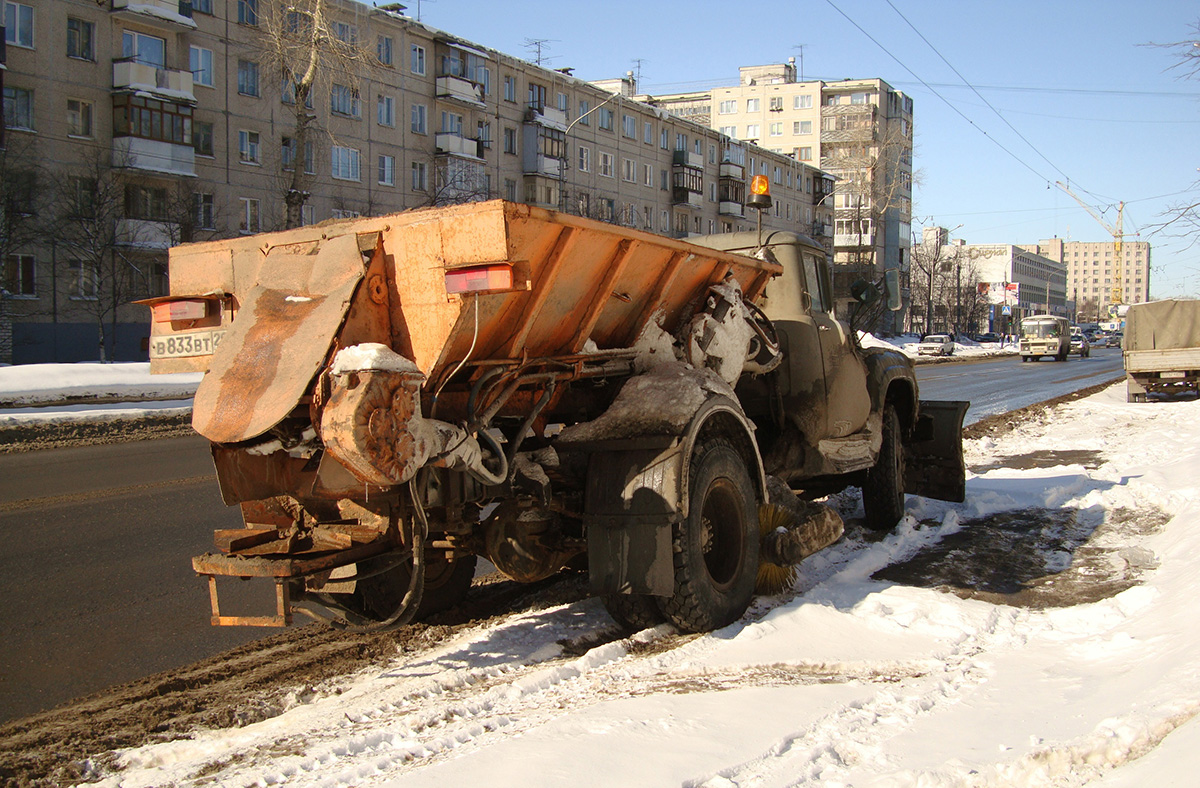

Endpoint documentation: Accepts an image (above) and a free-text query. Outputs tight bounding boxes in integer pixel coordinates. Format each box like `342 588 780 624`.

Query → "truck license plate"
150 329 227 359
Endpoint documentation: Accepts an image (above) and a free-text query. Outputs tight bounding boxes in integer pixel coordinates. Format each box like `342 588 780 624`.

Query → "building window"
69 260 98 299
503 127 517 154
123 30 165 68
3 2 33 48
622 158 636 182
331 145 360 180
194 192 215 229
440 110 463 135
411 161 428 191
237 60 260 97
718 125 736 138
622 114 636 138
598 107 614 131
112 95 193 145
769 96 783 111
746 98 760 112
578 99 589 125
477 120 491 148
281 135 296 170
660 129 669 149
193 120 213 156
411 103 427 134
378 154 395 185
330 83 360 117
504 75 516 102
192 0 212 12
332 21 356 44
376 35 393 65
644 121 653 145
577 146 590 172
237 0 258 25
238 130 260 164
67 17 95 60
675 133 686 151
599 151 613 177
643 163 653 186
191 46 214 87
504 179 517 201
718 100 737 114
769 123 782 136
377 95 395 126
2 254 35 297
793 120 812 135
239 198 260 233
745 124 760 139
411 44 425 74
66 99 93 137
794 94 812 109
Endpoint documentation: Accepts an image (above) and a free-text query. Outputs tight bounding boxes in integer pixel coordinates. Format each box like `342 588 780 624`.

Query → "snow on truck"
1124 299 1200 402
143 198 967 634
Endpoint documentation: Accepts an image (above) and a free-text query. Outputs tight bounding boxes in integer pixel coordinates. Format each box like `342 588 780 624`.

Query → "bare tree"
0 135 49 292
1147 21 1200 248
252 0 380 228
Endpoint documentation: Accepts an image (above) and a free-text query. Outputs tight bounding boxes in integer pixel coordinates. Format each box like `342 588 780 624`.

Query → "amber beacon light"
747 174 773 211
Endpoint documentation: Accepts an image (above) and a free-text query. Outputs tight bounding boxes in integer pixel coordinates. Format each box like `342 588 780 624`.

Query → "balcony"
719 162 743 180
672 149 703 168
718 201 744 218
113 60 195 104
117 218 180 249
110 0 197 31
434 133 482 159
113 136 195 177
522 151 561 178
524 104 567 130
834 232 876 248
435 74 485 108
672 188 703 209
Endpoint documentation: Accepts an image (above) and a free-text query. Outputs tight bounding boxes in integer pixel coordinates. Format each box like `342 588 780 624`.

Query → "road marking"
0 475 216 513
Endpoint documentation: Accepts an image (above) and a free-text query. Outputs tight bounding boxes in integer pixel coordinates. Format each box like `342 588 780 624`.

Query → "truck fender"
902 400 969 503
562 364 766 596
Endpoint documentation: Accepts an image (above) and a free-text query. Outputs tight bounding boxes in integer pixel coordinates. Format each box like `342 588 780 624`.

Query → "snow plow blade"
903 400 969 503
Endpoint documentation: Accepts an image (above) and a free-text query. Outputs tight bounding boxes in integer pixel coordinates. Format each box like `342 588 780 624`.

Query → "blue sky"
413 0 1200 298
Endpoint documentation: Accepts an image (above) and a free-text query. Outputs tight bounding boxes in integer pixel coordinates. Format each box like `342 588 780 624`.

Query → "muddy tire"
660 439 759 633
863 404 905 532
603 593 667 633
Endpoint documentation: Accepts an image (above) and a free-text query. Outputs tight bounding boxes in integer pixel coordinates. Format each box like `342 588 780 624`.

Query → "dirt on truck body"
144 199 967 635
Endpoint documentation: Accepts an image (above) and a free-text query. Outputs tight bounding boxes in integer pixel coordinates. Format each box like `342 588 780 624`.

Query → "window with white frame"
793 120 811 135
66 98 93 137
769 123 782 136
644 121 653 144
123 30 165 67
377 35 393 65
440 111 463 135
237 0 257 25
4 2 34 48
718 99 737 114
411 103 427 133
190 46 214 87
577 99 589 125
577 146 590 172
599 151 613 177
411 161 428 191
332 21 356 44
745 98 760 112
239 198 260 233
331 145 360 180
69 260 97 299
237 59 260 97
194 192 215 229
330 83 360 117
794 94 812 109
411 44 425 74
377 95 394 126
643 163 653 186
622 158 636 182
504 75 516 102
745 124 760 139
718 125 736 138
2 254 35 297
622 114 636 138
238 130 260 163
301 204 315 226
769 96 783 111
67 17 95 60
503 127 517 154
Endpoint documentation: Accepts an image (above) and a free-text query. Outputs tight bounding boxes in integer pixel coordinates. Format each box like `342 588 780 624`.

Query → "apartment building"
961 243 1068 334
644 60 914 323
1021 238 1151 323
0 0 834 364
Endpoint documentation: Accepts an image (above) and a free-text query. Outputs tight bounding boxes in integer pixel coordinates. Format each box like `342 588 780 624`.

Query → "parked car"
918 334 955 356
974 332 1000 343
1106 332 1124 348
1070 330 1091 357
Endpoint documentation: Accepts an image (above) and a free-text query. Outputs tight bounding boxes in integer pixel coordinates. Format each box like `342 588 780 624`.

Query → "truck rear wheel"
660 439 759 633
603 593 667 633
863 404 905 531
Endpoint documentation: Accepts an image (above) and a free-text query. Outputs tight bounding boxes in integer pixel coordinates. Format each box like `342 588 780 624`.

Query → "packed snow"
55 381 1197 788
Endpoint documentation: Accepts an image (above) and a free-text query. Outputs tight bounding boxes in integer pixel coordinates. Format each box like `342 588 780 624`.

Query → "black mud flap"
903 400 969 503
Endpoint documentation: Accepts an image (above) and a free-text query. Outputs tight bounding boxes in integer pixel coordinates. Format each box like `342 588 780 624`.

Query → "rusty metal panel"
192 233 366 443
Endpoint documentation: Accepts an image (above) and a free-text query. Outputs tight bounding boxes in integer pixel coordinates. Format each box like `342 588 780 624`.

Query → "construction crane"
1055 181 1125 313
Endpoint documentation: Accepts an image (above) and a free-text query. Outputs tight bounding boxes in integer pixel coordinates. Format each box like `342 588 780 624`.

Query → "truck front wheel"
863 404 905 531
603 593 667 633
660 439 759 633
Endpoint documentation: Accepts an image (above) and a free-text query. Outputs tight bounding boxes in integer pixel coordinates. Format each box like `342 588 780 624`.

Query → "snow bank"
0 362 200 407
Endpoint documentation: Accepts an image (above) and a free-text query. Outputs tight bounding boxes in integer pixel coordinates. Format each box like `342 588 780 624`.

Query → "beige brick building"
0 0 833 363
642 60 914 323
1021 239 1151 323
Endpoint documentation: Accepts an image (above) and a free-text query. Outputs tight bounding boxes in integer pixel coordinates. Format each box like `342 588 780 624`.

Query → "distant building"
963 244 1068 334
642 60 914 324
0 1 833 364
1021 239 1151 322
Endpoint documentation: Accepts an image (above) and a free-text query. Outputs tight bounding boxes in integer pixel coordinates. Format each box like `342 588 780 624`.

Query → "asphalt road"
914 346 1125 424
0 350 1127 723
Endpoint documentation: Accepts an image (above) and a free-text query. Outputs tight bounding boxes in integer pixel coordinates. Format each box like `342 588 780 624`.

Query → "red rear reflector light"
444 264 513 294
152 299 208 323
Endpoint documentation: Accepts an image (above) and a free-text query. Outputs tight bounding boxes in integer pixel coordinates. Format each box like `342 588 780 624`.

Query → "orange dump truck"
146 200 966 633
